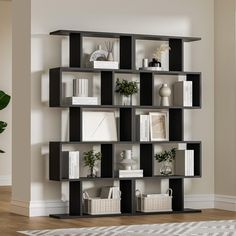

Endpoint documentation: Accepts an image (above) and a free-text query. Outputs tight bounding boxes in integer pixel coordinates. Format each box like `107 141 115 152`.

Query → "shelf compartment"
69 181 82 216
119 108 133 141
140 144 153 177
187 142 202 177
140 72 153 106
187 73 202 107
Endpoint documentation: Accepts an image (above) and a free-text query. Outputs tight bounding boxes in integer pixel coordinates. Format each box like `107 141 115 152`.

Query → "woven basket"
136 188 173 213
83 191 121 215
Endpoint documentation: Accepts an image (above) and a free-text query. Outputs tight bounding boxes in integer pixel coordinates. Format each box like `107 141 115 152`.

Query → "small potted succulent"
83 150 102 178
0 90 11 153
155 148 176 175
115 78 138 105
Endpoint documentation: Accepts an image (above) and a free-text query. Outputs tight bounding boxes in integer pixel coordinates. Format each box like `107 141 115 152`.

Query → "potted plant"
154 148 176 175
115 78 138 105
0 90 11 153
83 150 102 178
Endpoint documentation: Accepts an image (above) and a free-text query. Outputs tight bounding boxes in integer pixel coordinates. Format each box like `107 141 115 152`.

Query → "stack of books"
100 186 120 199
62 151 80 179
136 115 150 141
119 169 143 178
91 61 119 69
64 96 98 105
175 150 194 176
173 81 192 106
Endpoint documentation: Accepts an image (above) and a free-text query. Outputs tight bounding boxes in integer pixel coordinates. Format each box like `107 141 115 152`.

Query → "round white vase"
159 83 171 106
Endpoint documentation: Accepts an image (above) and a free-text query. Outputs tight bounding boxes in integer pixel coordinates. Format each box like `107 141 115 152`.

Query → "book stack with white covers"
173 81 192 106
91 61 119 69
62 151 80 179
119 169 143 178
175 150 194 176
64 78 98 105
136 115 150 141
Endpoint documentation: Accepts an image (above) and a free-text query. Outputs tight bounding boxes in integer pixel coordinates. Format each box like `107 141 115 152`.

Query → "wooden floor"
0 187 235 236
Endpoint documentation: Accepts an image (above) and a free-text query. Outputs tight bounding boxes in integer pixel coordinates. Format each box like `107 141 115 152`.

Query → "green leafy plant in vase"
115 78 138 105
0 91 11 153
155 148 176 176
83 150 102 178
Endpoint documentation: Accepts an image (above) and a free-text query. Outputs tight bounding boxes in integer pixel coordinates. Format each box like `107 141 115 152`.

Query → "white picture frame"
149 112 169 141
82 111 118 141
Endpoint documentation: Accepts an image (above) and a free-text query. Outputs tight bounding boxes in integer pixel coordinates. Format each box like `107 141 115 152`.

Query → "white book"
111 187 120 199
175 150 194 176
64 97 98 105
136 115 150 141
73 79 88 97
119 170 143 174
143 193 169 198
92 61 119 69
173 81 192 106
69 151 80 179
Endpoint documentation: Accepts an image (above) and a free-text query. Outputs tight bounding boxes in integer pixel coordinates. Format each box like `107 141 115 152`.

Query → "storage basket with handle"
83 190 121 215
136 188 173 212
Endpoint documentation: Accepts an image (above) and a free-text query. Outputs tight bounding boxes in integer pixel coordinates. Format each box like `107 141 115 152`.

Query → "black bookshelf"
49 29 202 219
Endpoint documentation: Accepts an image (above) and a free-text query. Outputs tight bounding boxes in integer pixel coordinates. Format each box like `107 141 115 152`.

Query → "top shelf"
50 30 201 42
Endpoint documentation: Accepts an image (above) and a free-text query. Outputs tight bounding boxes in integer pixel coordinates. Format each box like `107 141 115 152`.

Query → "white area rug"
19 220 236 236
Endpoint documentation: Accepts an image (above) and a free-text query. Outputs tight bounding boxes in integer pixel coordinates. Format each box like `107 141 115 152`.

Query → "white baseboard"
10 194 236 217
0 175 11 186
214 195 236 211
11 199 69 217
184 194 215 209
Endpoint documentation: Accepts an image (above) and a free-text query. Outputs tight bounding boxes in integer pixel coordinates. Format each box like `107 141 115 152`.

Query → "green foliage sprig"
115 79 138 97
83 150 102 169
155 148 176 163
0 91 11 153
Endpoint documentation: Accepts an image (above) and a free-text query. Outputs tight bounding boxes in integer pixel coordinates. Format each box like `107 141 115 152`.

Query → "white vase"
120 95 132 106
159 83 171 106
120 150 135 170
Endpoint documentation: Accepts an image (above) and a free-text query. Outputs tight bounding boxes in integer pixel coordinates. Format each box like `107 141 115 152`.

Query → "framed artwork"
149 112 168 141
82 111 118 141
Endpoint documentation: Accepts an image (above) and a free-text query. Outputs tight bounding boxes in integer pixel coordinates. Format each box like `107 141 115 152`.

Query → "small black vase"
148 58 162 68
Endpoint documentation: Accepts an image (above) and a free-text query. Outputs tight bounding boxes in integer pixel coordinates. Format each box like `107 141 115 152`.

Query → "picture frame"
82 111 118 141
149 112 169 141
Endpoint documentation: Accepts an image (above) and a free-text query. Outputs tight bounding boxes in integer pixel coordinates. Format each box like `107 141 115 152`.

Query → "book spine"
140 115 149 141
69 151 80 179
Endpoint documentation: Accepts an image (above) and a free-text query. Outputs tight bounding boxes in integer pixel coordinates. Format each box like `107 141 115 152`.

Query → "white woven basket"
136 188 173 213
83 192 121 215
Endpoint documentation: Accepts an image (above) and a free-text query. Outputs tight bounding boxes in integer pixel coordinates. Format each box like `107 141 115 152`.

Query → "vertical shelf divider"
140 144 153 177
101 144 114 178
69 33 82 67
169 108 183 141
169 39 183 71
101 71 114 105
120 36 133 69
140 72 153 106
119 107 133 141
169 178 184 211
69 181 82 216
187 73 202 107
49 68 62 107
69 107 82 141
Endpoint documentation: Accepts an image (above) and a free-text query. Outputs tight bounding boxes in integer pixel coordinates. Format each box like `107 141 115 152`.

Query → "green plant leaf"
0 121 7 133
0 90 11 110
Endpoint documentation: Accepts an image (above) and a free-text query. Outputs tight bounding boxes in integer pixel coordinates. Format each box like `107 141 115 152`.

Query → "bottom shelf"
50 208 201 219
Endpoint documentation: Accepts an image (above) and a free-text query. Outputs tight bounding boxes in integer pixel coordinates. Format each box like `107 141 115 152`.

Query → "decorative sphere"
159 84 171 97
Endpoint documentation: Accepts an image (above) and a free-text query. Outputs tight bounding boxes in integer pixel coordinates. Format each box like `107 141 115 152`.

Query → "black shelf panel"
50 209 201 219
53 66 201 76
50 30 201 42
51 140 201 145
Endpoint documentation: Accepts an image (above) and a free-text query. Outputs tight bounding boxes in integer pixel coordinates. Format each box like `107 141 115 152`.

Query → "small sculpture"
159 83 171 106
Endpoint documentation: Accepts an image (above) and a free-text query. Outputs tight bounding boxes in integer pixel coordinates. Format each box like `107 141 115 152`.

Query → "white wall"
12 0 215 216
214 0 236 199
0 0 12 186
